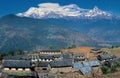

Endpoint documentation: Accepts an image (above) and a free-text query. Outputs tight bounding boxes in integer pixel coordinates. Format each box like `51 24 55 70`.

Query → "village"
0 47 120 78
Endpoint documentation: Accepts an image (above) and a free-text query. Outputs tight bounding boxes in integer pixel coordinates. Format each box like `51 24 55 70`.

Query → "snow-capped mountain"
17 3 113 19
83 6 113 18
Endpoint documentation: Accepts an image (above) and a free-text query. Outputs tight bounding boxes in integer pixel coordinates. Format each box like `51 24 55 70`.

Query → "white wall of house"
11 68 16 70
18 68 23 71
25 68 30 71
4 68 9 70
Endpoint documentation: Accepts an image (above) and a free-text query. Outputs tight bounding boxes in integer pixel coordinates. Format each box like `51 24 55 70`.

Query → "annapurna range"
0 3 120 52
17 3 114 19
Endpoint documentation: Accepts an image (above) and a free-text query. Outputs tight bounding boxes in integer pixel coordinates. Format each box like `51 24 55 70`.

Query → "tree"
48 45 55 50
67 45 76 49
112 62 120 72
15 49 24 55
111 45 114 49
101 66 111 74
0 55 3 60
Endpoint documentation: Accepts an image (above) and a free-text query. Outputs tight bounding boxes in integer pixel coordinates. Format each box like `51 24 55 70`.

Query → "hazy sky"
0 0 120 17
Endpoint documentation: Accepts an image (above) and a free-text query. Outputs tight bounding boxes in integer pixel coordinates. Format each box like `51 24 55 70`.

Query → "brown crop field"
62 47 94 58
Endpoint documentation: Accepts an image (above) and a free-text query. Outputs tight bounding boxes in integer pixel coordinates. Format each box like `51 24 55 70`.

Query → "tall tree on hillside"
48 45 55 50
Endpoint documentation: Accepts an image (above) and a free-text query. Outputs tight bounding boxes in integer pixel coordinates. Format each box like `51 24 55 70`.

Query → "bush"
101 66 111 74
112 62 120 71
67 45 76 49
48 45 55 50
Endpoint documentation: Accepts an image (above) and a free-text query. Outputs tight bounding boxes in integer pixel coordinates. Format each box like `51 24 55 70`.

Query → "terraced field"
110 47 120 57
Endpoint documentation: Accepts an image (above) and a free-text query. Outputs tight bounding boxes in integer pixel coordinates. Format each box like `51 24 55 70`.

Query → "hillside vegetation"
0 15 98 52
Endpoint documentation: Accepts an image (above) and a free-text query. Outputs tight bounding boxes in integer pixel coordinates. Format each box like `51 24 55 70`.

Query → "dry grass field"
62 47 94 58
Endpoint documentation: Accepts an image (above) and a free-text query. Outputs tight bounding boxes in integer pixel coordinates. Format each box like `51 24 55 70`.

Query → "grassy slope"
110 47 120 52
110 47 120 57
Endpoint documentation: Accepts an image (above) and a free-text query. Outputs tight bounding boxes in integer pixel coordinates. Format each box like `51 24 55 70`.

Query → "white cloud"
38 3 60 8
17 3 87 18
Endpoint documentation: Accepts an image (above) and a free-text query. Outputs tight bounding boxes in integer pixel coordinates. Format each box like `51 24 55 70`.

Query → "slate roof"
80 66 92 75
73 62 92 75
3 60 32 68
37 59 72 67
37 62 50 67
73 53 85 61
73 62 83 69
50 59 72 68
89 61 101 67
73 53 85 57
91 48 101 51
73 61 100 75
4 55 31 60
62 53 71 59
53 54 63 58
82 61 100 67
40 50 61 52
74 58 85 62
90 51 102 54
39 55 53 60
97 54 116 61
31 55 38 60
38 54 63 60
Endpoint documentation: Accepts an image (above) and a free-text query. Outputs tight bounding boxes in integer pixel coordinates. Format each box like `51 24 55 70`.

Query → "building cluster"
1 49 118 78
91 48 119 69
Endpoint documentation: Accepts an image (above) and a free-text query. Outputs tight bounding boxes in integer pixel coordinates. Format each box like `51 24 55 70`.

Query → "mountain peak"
83 6 112 18
93 6 99 11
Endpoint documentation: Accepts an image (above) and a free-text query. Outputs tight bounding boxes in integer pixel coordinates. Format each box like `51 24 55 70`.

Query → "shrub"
112 62 120 71
67 45 76 49
101 66 111 74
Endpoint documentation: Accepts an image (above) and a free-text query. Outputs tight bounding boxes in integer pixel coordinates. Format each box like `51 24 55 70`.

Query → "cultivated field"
109 47 120 57
62 47 94 58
